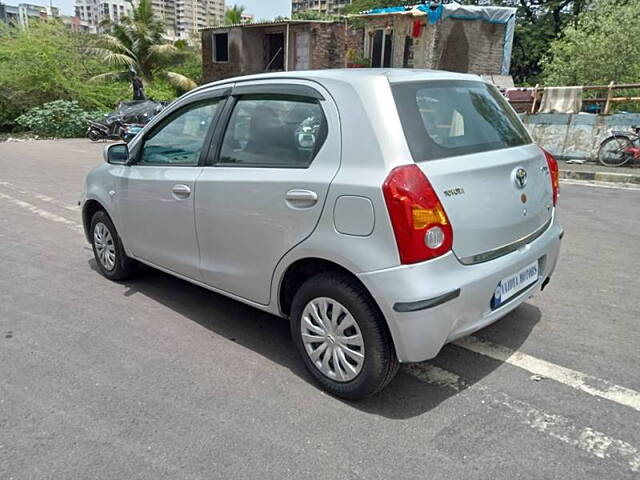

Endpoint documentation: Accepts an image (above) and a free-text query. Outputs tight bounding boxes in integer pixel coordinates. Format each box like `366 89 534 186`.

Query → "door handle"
172 184 191 199
285 189 318 208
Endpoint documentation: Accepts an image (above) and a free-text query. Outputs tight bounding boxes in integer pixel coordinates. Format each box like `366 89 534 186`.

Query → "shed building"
200 2 517 83
201 20 363 83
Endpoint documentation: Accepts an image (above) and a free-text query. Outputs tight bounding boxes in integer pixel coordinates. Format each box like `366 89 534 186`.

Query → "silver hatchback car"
82 69 562 399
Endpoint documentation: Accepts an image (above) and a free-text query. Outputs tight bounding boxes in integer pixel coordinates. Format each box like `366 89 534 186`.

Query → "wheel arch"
82 199 107 243
82 197 121 245
276 257 395 344
277 256 401 371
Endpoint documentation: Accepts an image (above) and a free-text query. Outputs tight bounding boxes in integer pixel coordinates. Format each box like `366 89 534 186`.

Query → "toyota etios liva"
82 70 562 399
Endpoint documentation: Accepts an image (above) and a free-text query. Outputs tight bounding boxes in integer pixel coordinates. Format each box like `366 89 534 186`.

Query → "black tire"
290 272 399 400
88 129 102 142
598 135 633 167
90 210 137 281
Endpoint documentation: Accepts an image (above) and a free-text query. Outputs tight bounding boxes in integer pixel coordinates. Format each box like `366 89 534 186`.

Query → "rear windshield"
392 80 531 162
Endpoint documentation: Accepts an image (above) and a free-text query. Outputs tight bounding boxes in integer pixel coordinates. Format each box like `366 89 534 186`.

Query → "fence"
508 82 640 115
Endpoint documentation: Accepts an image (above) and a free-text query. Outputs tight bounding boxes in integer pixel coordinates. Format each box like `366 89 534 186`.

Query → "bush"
145 79 181 102
15 100 100 138
0 22 128 131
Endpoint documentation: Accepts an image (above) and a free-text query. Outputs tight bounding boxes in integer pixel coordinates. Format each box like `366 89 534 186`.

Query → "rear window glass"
392 80 531 161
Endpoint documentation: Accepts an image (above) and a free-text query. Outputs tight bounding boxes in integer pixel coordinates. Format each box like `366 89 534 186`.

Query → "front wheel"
598 135 633 167
290 273 399 400
90 210 137 281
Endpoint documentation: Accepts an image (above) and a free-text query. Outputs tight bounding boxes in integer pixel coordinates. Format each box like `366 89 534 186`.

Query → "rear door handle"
172 184 191 199
285 189 318 208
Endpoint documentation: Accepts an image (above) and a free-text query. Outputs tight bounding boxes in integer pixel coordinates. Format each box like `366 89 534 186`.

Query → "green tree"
0 21 127 130
93 0 197 90
543 0 640 85
495 0 593 85
345 0 402 14
224 4 246 25
292 10 338 20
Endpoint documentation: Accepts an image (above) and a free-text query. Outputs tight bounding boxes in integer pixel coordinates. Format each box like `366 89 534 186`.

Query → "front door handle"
172 184 191 199
285 189 318 208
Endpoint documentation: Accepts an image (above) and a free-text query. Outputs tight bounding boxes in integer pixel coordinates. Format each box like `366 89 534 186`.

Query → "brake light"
383 165 453 264
541 147 559 206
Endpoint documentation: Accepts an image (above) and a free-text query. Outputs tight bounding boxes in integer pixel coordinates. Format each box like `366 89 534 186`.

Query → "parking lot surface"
1 139 639 479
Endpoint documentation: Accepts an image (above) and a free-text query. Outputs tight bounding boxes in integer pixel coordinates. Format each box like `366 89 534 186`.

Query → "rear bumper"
357 215 563 363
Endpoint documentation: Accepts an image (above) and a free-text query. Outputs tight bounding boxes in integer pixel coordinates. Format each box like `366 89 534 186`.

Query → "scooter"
87 115 127 142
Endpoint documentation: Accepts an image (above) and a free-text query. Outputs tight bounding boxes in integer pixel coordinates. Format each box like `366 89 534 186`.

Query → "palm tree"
224 5 246 25
91 0 197 91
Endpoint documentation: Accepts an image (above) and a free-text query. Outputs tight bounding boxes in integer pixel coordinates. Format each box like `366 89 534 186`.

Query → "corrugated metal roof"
200 19 342 32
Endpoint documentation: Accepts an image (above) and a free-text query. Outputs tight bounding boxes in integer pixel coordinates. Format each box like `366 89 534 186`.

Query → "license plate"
491 261 539 309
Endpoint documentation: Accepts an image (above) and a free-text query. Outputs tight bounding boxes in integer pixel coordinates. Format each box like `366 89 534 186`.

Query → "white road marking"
0 181 80 211
455 336 640 413
406 363 640 473
561 179 640 191
0 191 83 232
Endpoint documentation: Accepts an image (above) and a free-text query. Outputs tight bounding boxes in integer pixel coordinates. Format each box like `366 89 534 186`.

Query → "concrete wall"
202 28 244 82
434 18 505 75
521 113 640 161
309 22 363 70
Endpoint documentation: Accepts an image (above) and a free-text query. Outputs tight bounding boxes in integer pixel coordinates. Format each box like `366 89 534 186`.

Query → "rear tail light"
383 164 453 264
541 147 559 206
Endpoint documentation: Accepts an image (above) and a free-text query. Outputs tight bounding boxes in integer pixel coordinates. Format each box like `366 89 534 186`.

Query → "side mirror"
103 143 129 165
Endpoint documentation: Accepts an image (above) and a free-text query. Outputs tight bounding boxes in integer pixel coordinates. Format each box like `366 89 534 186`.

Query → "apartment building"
156 0 224 39
174 0 224 39
151 0 176 34
73 0 223 38
74 0 133 33
0 2 56 27
291 0 352 15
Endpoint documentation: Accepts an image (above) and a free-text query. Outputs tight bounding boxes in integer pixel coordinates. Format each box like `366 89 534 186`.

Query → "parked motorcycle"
87 100 165 142
87 115 127 142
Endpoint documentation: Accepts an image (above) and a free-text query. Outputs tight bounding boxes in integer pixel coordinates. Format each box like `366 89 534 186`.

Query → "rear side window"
218 94 327 168
392 80 531 162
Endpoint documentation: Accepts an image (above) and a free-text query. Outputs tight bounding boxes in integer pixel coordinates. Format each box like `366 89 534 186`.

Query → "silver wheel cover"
300 297 365 382
93 222 116 271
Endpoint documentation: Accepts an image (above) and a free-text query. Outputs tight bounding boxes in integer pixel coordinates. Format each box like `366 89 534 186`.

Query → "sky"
30 0 292 18
240 0 291 20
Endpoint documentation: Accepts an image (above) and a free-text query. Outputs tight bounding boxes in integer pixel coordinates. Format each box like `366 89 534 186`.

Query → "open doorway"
265 33 285 71
371 29 393 68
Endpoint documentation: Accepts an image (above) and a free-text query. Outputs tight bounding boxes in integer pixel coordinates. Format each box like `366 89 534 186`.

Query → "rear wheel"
290 272 399 400
90 210 137 281
598 135 633 167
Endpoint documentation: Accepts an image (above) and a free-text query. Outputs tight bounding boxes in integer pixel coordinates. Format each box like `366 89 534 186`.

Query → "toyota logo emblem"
514 168 527 189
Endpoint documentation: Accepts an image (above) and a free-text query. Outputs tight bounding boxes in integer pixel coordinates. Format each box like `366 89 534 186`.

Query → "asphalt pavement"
1 139 639 479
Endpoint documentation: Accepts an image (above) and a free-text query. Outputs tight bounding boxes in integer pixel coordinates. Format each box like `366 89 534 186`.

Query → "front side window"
218 94 327 168
140 100 220 166
392 80 531 161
